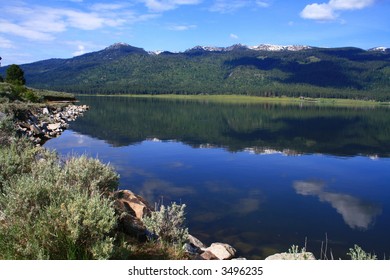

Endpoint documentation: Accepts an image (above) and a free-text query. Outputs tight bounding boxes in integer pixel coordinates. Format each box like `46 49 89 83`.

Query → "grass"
94 93 386 108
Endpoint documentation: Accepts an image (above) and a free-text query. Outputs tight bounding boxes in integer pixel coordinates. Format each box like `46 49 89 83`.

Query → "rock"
200 250 219 260
188 234 206 249
119 212 147 241
113 199 137 217
30 124 42 135
29 114 38 124
42 107 50 115
48 123 62 131
265 252 316 260
113 190 152 220
19 122 31 129
204 243 236 260
183 243 201 255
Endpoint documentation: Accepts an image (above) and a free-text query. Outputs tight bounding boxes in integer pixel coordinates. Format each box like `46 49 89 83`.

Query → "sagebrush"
143 202 189 245
0 139 118 259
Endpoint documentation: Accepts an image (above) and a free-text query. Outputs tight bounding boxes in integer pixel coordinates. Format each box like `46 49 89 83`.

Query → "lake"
44 95 390 259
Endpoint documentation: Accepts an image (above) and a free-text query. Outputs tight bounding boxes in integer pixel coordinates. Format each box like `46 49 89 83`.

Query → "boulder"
199 250 219 260
29 114 38 124
30 124 42 135
42 107 50 115
265 252 316 260
48 123 62 131
119 212 147 241
204 243 236 260
183 243 201 255
113 190 152 220
188 234 206 249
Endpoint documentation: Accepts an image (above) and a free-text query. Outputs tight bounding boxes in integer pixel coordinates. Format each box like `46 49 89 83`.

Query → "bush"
143 202 189 245
0 146 119 259
22 89 41 103
0 138 40 192
347 245 377 260
0 115 15 146
60 155 119 195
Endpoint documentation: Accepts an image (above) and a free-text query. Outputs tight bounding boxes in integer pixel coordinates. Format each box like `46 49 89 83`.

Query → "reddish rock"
204 243 236 260
114 190 152 220
200 250 219 260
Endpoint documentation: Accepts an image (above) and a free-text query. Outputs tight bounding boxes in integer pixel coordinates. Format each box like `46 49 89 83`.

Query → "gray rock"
188 234 206 249
30 124 42 135
48 123 61 131
41 122 48 129
42 107 50 115
183 243 200 255
204 243 236 260
119 212 147 241
265 252 316 260
29 115 38 124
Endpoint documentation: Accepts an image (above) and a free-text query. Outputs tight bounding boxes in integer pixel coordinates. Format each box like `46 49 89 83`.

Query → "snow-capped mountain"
249 44 312 51
368 47 389 52
184 43 312 53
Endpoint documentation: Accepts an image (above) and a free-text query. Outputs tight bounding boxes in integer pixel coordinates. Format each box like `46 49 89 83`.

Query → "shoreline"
87 93 390 108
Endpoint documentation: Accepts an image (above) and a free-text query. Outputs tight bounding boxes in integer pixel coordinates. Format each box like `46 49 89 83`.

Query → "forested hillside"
1 43 390 100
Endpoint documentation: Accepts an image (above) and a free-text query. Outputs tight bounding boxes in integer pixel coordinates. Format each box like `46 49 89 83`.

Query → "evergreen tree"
5 64 26 85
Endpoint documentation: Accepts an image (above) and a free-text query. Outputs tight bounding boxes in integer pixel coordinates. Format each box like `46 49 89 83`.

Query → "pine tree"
5 64 26 85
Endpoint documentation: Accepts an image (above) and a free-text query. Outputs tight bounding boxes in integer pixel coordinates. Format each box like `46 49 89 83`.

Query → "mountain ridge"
1 43 390 100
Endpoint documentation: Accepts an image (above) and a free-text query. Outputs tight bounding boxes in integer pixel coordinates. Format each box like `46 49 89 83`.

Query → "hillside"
1 43 390 100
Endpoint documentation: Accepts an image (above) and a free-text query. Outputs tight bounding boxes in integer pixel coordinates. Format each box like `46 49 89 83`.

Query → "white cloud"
329 0 375 10
256 0 271 8
141 0 202 12
294 180 381 230
210 0 250 13
0 3 153 42
90 3 126 11
300 3 336 21
168 24 197 31
230 33 239 39
0 20 55 41
0 36 14 49
72 45 86 56
301 0 376 21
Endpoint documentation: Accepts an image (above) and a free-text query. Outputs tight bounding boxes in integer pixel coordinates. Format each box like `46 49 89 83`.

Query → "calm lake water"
44 96 390 259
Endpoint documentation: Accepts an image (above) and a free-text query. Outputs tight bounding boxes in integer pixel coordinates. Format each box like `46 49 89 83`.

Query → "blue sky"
0 0 389 65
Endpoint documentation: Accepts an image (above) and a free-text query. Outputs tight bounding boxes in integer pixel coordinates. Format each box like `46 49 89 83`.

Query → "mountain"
1 43 390 100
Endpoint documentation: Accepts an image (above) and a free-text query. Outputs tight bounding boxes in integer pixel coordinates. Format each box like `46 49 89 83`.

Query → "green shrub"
60 155 119 195
347 245 377 260
22 89 41 103
0 115 15 146
143 202 189 245
0 148 118 259
0 138 40 192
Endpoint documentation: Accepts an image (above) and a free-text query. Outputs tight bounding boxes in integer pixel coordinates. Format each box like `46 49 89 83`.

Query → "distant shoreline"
85 94 390 108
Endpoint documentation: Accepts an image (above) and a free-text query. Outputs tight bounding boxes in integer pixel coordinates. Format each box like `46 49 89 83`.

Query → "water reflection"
293 180 382 230
73 96 390 157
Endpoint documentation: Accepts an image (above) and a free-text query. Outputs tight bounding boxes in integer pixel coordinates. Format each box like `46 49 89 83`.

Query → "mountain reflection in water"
44 96 390 259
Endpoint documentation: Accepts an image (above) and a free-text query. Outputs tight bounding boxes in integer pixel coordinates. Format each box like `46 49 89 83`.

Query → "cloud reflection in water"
293 180 382 230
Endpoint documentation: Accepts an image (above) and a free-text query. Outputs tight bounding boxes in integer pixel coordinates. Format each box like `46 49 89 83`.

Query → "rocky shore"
113 189 317 260
113 189 241 260
15 104 89 145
